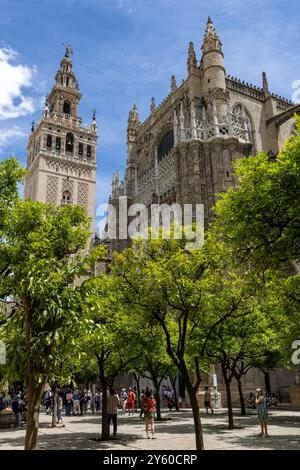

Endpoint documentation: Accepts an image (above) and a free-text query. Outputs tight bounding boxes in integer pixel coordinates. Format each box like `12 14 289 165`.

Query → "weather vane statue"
62 43 73 59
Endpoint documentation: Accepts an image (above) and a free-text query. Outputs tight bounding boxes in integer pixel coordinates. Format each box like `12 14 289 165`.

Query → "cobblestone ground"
0 408 299 450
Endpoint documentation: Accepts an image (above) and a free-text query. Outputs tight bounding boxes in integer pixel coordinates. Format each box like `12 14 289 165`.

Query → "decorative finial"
187 41 197 74
62 43 73 59
31 120 35 133
151 97 156 114
262 71 269 95
171 75 177 93
202 16 222 52
92 107 96 121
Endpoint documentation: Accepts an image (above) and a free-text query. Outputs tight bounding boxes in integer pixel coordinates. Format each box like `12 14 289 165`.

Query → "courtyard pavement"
0 408 299 450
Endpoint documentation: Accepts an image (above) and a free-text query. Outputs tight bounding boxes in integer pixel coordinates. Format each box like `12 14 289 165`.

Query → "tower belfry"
24 47 97 223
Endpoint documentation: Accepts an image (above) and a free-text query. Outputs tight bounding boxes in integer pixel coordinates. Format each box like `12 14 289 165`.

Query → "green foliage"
0 157 26 233
214 116 300 267
0 199 103 386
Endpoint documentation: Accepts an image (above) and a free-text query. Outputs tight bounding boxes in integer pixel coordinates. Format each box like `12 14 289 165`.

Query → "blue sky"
0 0 299 214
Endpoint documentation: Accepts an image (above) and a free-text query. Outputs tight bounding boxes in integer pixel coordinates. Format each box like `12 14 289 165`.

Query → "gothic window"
66 77 69 86
55 136 61 150
66 132 74 153
78 142 83 155
61 190 72 205
63 100 71 115
157 131 174 163
87 145 92 158
232 104 254 147
47 134 52 148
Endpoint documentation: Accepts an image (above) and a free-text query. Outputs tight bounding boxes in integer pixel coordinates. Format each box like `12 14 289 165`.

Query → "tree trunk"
264 371 271 395
52 389 58 428
237 378 246 416
133 373 141 408
185 381 204 450
101 379 109 440
24 373 46 450
155 388 162 421
222 368 234 429
170 376 179 411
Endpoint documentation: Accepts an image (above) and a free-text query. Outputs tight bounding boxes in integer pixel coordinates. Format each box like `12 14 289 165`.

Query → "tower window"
56 137 61 150
66 132 74 153
78 143 83 155
61 190 72 205
87 145 92 158
63 100 71 115
47 134 52 148
66 77 69 86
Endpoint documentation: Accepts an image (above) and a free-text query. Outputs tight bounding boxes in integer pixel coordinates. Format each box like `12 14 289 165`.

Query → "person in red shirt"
127 387 135 416
145 390 156 439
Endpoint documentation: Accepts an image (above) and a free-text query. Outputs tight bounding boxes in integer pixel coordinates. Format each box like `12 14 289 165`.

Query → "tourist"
12 394 23 427
255 388 269 437
65 388 73 416
204 386 214 414
94 390 101 413
72 389 80 415
56 391 64 425
127 387 135 416
107 389 120 438
145 390 156 439
120 388 127 414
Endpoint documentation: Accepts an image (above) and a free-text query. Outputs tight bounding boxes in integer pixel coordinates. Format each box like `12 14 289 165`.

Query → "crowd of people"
0 391 27 427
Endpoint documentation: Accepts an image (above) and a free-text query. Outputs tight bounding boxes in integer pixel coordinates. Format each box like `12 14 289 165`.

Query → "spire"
262 71 270 96
151 97 156 114
91 107 97 132
202 16 222 54
171 75 177 93
55 45 79 90
127 104 141 144
187 41 197 74
128 104 140 127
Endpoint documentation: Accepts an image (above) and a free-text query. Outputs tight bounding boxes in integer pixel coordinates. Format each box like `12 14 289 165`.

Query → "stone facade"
104 17 300 403
107 17 298 252
24 46 97 224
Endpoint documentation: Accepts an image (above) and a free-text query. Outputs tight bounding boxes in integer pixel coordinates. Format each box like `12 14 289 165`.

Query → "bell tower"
24 45 97 224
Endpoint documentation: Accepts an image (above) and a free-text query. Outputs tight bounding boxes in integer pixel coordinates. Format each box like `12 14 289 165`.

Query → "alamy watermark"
291 340 300 365
96 198 205 250
0 340 6 365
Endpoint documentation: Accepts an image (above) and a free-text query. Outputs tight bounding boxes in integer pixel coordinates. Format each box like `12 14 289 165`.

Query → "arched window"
61 190 72 205
66 132 74 153
232 104 254 147
63 100 71 115
47 134 52 148
157 131 174 163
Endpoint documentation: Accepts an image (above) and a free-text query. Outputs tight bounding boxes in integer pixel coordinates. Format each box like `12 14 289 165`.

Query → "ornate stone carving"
46 175 58 204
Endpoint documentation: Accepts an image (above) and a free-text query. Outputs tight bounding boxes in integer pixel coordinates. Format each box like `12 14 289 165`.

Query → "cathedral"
24 45 97 225
24 19 299 403
107 16 298 251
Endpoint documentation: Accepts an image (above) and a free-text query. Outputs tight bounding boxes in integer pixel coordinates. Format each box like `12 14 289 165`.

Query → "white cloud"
0 47 36 120
0 126 26 150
